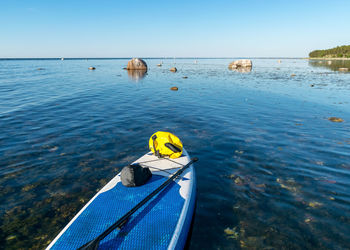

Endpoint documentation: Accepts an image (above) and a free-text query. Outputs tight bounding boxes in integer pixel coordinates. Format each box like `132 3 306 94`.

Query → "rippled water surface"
0 58 350 249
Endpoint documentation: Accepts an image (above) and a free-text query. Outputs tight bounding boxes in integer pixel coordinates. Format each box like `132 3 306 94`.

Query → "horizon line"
0 57 307 60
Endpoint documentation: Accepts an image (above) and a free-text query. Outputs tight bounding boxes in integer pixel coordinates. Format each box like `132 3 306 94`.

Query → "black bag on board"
120 163 152 187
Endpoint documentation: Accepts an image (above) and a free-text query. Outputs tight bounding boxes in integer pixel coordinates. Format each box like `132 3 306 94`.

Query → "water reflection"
230 67 252 73
309 59 350 71
127 69 147 81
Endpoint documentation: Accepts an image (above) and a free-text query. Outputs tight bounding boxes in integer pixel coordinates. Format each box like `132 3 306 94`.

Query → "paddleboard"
47 148 196 249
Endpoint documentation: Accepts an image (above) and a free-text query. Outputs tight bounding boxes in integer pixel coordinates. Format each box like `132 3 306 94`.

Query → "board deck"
47 149 196 250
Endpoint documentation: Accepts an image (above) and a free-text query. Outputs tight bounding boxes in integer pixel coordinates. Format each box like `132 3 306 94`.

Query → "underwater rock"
37 68 44 70
170 87 178 91
249 183 266 193
6 235 17 241
127 58 147 70
49 146 58 152
240 236 265 248
170 67 177 72
22 184 36 192
308 201 323 208
328 117 343 122
88 67 96 70
291 74 296 77
224 227 239 239
304 218 312 223
276 178 300 193
234 176 244 185
228 59 252 69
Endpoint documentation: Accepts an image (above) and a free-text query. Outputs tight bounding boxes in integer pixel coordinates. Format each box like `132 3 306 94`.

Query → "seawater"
0 58 349 249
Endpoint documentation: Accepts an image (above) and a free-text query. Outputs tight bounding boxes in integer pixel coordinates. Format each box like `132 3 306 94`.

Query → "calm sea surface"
0 58 349 249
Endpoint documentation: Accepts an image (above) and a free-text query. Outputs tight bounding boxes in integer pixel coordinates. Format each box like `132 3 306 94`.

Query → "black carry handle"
152 135 161 158
78 157 198 250
164 142 182 153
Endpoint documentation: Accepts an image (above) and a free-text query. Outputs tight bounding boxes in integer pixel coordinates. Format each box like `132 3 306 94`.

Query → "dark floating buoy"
88 67 96 70
328 117 344 122
170 87 178 91
170 67 177 72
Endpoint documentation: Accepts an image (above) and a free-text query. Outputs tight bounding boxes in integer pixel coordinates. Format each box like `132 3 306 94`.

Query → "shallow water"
0 58 349 249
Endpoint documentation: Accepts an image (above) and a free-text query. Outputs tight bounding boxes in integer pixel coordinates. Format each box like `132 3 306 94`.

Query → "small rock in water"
182 76 188 79
88 67 96 70
328 117 344 122
170 67 177 72
310 84 315 87
291 74 296 77
122 67 127 70
37 68 44 70
170 87 178 91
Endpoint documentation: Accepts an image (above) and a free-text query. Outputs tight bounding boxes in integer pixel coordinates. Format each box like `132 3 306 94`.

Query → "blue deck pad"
52 175 185 249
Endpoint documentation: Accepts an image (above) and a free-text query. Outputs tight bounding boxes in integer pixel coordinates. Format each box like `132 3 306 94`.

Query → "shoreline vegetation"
307 57 350 60
308 45 350 58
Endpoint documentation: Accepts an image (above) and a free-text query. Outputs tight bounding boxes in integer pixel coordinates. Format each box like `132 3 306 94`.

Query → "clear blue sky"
1 0 349 58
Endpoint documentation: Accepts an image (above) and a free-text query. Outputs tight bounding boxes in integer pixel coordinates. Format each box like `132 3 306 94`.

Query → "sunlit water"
0 58 349 249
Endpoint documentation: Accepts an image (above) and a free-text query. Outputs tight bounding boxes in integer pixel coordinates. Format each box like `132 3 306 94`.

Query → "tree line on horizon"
309 45 350 58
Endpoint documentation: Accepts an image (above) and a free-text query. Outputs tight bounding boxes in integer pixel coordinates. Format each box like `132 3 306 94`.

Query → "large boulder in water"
127 58 147 70
228 59 252 69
